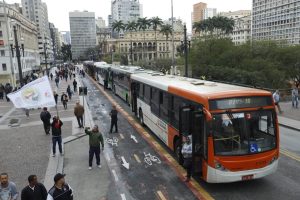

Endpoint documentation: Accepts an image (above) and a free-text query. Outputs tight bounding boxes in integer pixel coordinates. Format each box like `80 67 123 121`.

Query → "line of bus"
91 63 279 183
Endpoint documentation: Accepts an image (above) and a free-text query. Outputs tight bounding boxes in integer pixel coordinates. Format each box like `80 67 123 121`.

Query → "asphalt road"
83 76 300 200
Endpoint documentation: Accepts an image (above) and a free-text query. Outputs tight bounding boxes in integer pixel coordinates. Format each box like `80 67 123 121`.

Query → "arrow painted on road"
130 135 138 143
121 156 130 170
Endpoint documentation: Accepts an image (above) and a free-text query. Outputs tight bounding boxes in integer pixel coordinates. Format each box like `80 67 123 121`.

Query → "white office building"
203 8 217 19
69 11 96 60
60 31 71 45
111 0 142 23
231 15 252 45
252 0 300 45
0 2 40 86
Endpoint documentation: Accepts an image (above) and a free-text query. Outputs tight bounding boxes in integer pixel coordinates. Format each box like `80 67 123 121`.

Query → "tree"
112 20 125 54
160 24 173 57
126 21 137 65
150 17 163 60
61 44 72 62
137 17 151 60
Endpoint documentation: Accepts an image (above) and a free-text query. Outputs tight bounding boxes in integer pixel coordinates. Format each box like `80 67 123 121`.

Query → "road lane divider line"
280 149 300 162
120 194 126 200
112 169 119 182
88 75 214 200
120 133 125 139
105 153 111 162
157 191 167 200
134 154 141 163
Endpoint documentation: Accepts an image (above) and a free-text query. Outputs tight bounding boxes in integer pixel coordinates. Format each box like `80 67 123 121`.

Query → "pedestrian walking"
0 84 4 100
4 83 12 102
66 85 72 100
85 125 104 170
50 73 53 81
292 87 299 108
110 105 118 133
21 175 47 200
0 173 18 200
72 79 77 92
64 73 68 82
51 116 63 157
55 76 59 88
24 108 30 119
40 107 51 135
61 93 68 110
273 90 282 113
181 135 193 182
74 101 84 128
53 91 58 105
47 173 73 200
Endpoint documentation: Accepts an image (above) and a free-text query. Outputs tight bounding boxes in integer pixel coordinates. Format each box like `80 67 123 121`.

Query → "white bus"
94 62 112 89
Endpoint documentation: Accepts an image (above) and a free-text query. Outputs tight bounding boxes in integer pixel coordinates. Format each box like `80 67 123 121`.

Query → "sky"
6 0 251 32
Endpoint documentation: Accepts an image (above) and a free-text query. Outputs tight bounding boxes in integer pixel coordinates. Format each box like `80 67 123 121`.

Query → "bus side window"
160 92 170 123
139 83 144 100
144 85 151 104
170 96 181 130
150 87 160 116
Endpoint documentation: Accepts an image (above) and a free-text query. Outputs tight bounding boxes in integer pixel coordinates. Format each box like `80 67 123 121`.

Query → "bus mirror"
203 107 213 121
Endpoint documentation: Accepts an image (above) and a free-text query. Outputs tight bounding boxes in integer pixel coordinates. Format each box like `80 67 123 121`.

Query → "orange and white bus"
130 72 279 183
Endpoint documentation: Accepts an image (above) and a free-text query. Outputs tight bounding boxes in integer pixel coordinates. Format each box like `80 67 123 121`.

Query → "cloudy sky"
6 0 251 32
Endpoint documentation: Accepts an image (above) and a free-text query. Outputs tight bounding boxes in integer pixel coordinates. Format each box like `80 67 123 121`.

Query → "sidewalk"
277 101 300 131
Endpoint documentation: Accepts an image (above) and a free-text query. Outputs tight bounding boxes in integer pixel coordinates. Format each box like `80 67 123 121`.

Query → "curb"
278 122 300 132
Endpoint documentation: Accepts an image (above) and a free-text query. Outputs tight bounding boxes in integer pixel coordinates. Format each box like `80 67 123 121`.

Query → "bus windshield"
212 110 276 156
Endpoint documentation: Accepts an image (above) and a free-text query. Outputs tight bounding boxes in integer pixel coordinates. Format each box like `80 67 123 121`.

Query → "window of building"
0 50 5 56
2 63 7 71
0 31 2 37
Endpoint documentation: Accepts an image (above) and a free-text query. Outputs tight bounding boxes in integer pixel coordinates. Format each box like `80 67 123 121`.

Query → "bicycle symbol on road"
105 137 118 146
143 152 161 166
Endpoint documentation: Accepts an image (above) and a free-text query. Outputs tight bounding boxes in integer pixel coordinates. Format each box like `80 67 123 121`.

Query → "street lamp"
9 20 25 86
43 36 49 76
181 24 191 77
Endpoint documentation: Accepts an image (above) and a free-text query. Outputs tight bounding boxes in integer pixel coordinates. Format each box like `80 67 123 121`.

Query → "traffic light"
79 87 87 96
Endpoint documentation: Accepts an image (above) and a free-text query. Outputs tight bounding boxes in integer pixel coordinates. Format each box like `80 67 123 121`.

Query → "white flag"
8 76 56 109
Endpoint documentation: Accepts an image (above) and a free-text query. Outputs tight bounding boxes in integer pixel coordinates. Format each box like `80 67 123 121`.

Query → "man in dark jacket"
47 173 73 200
61 92 68 110
51 116 63 157
72 79 77 92
109 105 118 133
40 107 51 135
74 102 84 128
85 125 104 170
21 175 47 200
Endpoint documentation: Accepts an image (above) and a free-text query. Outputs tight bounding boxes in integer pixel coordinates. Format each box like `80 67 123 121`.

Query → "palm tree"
150 17 163 60
126 21 137 65
160 24 173 58
137 17 151 60
112 20 125 53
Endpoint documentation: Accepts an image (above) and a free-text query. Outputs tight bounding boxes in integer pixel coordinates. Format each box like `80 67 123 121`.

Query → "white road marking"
105 153 111 162
121 194 126 200
121 156 130 169
112 169 119 182
130 135 138 143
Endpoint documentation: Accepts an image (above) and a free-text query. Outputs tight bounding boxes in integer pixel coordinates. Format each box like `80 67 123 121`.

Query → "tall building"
203 8 217 19
108 15 113 28
219 10 251 19
69 11 96 60
0 2 40 86
192 2 207 23
231 15 252 45
111 0 142 23
96 17 106 30
49 23 62 62
21 0 53 63
60 31 71 45
252 0 300 45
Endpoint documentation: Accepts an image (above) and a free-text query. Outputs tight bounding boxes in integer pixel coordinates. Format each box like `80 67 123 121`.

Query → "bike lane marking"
134 154 141 163
88 75 214 200
157 191 167 200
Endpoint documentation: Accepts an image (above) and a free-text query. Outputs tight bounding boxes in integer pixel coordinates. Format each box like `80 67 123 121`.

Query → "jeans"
110 120 118 133
76 116 83 127
89 146 100 167
63 102 67 109
52 136 62 154
292 96 299 108
183 158 193 178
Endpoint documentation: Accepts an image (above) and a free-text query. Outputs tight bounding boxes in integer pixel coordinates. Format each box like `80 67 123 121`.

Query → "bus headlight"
215 161 228 171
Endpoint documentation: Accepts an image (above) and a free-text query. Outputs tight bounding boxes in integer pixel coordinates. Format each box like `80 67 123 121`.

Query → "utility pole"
171 0 175 75
12 25 23 86
183 25 188 77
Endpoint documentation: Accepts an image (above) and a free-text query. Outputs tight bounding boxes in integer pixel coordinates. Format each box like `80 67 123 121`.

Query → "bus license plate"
242 175 254 181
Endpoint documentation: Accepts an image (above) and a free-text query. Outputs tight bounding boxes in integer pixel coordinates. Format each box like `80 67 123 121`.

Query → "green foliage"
160 24 173 41
61 44 72 62
189 38 300 89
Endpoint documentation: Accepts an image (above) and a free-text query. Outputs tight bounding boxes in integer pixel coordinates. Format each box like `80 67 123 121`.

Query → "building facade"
231 15 252 45
220 10 251 19
192 2 207 23
252 0 300 45
60 31 71 45
111 0 142 23
104 20 184 62
203 8 217 19
96 17 106 30
69 11 96 60
49 22 62 63
21 0 53 64
0 2 40 86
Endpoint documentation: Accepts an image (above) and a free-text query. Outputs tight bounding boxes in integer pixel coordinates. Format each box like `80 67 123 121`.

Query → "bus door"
179 106 204 175
131 82 138 115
